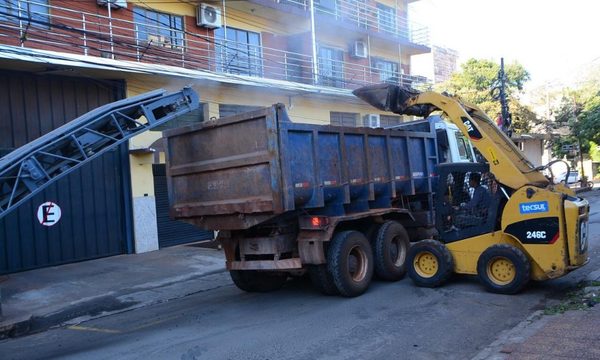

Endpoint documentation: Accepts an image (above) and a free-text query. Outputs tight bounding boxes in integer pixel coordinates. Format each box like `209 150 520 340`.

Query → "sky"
409 0 600 90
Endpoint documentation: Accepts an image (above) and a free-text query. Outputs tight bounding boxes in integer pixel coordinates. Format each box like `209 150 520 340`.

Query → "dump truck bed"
164 104 437 230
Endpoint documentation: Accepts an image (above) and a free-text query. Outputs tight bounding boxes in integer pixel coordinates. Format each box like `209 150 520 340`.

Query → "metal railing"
281 0 430 46
0 0 428 90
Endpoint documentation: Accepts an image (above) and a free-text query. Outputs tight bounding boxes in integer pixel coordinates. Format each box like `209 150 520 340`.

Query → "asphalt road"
1 191 599 360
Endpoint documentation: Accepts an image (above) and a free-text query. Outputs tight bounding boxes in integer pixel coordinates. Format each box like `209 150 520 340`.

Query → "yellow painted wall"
129 1 309 36
129 0 195 16
225 7 310 35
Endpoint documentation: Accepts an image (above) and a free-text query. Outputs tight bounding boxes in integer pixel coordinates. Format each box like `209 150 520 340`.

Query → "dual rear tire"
310 221 410 297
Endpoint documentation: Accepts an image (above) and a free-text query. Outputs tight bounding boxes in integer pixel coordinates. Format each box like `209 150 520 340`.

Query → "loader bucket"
352 84 434 117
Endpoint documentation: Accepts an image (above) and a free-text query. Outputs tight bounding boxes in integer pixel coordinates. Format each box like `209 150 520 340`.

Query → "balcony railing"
281 0 430 47
0 0 428 91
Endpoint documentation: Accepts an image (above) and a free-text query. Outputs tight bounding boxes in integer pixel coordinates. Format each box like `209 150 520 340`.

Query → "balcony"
0 0 428 91
269 0 430 48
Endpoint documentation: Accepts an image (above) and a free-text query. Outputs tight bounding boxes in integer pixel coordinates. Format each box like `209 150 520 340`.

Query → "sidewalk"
0 243 226 338
473 269 600 360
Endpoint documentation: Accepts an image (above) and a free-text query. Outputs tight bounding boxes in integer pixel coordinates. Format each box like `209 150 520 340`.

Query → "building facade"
0 0 431 272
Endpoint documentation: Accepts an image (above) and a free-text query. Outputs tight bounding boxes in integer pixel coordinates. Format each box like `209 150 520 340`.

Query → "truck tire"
407 240 453 288
308 265 339 295
372 221 410 281
229 270 288 293
477 244 530 294
327 231 374 297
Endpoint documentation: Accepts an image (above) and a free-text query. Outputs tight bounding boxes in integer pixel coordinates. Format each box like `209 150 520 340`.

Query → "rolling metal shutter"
153 164 214 248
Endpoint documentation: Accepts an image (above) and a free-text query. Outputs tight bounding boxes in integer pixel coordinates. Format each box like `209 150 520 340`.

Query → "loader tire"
477 244 530 295
407 240 453 288
372 221 410 281
308 265 339 296
229 270 287 293
327 231 374 297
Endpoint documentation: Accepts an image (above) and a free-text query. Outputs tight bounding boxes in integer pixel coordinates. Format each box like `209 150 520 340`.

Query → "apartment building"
0 0 430 272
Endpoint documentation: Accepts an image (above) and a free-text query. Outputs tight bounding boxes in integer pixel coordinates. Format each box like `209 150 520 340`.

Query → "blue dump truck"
164 103 456 297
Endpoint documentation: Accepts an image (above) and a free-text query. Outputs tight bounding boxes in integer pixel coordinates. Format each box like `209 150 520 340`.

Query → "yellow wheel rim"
487 257 516 285
413 251 438 278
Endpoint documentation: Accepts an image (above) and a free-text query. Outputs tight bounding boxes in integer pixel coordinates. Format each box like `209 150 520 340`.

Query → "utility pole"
491 58 512 137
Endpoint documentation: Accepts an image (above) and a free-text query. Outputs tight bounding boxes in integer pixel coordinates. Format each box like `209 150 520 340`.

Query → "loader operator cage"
435 163 505 243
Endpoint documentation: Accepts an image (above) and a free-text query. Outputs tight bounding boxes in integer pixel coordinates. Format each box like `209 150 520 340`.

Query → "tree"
549 89 600 178
436 58 539 134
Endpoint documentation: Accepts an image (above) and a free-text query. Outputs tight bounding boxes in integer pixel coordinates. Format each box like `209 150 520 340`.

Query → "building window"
318 46 344 88
377 3 396 34
133 8 184 49
0 0 49 27
330 112 358 127
214 27 262 77
374 59 399 83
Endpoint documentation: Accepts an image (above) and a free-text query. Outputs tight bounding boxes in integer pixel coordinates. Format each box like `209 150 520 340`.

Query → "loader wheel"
407 240 453 288
327 231 374 297
308 265 339 296
372 221 410 281
229 270 288 293
477 244 530 294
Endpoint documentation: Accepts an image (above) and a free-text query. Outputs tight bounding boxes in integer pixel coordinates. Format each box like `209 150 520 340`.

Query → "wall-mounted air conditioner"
97 0 127 9
364 114 380 128
197 4 222 28
352 40 368 58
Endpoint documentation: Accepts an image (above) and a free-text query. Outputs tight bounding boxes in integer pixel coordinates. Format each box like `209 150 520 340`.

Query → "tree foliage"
550 89 600 162
436 58 538 134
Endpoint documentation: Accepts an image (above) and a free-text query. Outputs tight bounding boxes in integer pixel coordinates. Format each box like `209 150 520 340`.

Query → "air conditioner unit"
197 4 222 28
352 40 368 58
97 0 127 9
364 114 380 128
147 34 171 47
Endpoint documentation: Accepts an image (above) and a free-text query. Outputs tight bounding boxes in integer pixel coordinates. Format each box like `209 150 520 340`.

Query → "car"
555 170 580 184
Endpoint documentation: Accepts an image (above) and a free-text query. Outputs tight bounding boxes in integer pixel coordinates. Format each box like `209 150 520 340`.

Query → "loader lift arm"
0 87 199 220
353 84 549 190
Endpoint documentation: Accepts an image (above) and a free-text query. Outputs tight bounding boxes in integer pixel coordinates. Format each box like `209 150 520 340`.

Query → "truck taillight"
311 216 329 228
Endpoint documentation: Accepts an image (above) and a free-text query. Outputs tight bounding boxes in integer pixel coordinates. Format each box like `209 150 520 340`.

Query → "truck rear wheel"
372 221 409 281
308 265 339 295
327 231 374 297
477 244 530 294
407 240 453 288
229 270 288 293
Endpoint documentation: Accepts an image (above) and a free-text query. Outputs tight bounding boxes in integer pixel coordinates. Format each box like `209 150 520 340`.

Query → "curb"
470 310 548 360
0 268 228 340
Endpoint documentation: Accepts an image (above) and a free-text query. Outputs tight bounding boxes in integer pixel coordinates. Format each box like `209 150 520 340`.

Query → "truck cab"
387 115 476 164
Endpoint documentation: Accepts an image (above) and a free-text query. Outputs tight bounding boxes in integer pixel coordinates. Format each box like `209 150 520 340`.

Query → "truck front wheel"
229 270 288 292
327 231 374 297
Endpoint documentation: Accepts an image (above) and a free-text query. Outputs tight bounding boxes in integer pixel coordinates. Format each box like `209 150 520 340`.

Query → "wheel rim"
486 256 516 285
347 245 368 282
390 235 407 267
413 251 438 278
